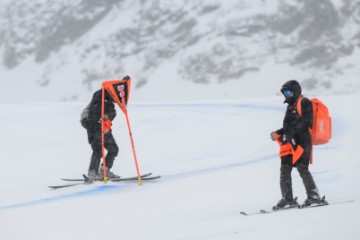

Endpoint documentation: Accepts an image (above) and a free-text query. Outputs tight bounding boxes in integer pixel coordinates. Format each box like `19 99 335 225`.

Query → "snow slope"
0 94 359 240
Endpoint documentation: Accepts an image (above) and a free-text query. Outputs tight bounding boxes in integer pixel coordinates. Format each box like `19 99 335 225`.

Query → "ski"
240 203 299 216
299 196 329 209
48 181 93 190
258 204 299 215
50 173 160 190
240 197 354 216
61 172 152 182
111 175 161 182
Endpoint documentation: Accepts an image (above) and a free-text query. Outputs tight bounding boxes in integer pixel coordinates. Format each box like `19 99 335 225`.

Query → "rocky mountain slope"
1 0 359 101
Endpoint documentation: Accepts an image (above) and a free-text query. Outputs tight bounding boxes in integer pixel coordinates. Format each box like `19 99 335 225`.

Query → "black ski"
257 204 299 215
111 175 161 182
61 173 152 182
50 173 160 190
240 201 299 216
299 196 329 209
240 197 354 216
49 181 93 190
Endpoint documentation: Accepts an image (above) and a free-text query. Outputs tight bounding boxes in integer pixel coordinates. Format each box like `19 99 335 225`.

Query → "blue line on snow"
133 103 284 111
0 185 123 211
165 146 335 180
0 148 334 211
167 154 278 179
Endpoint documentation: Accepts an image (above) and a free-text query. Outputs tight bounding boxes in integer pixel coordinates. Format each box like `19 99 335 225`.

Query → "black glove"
270 131 277 141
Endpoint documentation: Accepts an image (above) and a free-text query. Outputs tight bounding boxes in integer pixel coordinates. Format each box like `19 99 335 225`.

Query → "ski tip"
240 212 248 216
48 184 74 190
144 175 161 180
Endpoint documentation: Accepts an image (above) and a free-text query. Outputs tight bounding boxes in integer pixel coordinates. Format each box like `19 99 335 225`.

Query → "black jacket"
276 80 313 148
87 90 116 137
276 97 313 147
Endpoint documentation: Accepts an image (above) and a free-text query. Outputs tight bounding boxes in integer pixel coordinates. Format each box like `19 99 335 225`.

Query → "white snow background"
0 94 359 239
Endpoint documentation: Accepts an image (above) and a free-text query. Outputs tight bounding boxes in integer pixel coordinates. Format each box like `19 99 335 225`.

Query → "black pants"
280 155 320 201
88 131 119 173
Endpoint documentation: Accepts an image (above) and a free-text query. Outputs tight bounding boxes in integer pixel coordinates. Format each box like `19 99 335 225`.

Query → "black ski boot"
273 197 299 211
86 170 99 183
99 166 120 180
300 196 329 208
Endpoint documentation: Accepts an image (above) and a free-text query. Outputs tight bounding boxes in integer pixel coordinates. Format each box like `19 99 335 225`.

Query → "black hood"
104 90 113 102
93 89 114 104
281 80 302 104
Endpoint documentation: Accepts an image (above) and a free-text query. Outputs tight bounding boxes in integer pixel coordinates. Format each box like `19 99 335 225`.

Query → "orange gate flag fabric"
102 78 131 114
101 77 143 185
274 134 304 165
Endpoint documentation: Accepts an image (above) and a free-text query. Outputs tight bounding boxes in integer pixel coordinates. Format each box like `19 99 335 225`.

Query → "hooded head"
280 80 302 104
104 90 114 103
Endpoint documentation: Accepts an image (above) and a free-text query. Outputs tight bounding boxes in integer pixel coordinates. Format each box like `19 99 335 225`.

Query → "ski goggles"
283 89 293 96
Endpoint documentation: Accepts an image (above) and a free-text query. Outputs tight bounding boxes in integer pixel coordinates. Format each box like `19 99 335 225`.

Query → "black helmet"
281 80 302 104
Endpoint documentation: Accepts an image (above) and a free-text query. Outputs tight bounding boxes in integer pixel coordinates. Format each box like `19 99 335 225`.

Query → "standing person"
86 89 119 180
270 80 326 209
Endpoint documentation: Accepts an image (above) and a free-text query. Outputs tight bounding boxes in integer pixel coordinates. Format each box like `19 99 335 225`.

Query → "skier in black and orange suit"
270 80 324 210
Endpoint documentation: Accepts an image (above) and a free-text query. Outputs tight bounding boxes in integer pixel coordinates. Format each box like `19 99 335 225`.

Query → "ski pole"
123 110 142 186
101 87 108 183
118 86 142 186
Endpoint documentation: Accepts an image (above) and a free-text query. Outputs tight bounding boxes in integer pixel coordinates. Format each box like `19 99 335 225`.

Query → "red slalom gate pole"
124 109 142 186
101 87 107 183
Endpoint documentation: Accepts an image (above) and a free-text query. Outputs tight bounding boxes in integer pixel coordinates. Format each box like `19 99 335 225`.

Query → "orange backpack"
296 97 332 145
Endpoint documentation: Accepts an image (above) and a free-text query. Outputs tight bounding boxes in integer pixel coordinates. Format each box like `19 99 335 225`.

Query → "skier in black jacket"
87 89 119 180
271 80 324 209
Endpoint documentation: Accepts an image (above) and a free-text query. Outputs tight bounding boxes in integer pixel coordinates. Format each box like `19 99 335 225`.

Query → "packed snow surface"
0 94 359 239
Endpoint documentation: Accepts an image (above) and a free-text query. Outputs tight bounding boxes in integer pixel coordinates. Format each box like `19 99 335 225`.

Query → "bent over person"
86 89 119 180
271 80 327 210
